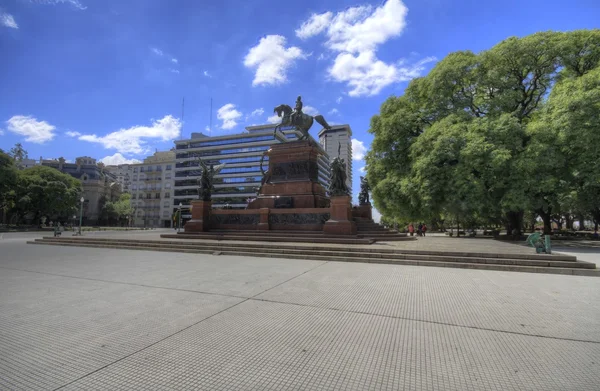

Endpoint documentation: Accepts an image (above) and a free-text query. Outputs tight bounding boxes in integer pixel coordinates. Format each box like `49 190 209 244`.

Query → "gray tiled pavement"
1 235 599 390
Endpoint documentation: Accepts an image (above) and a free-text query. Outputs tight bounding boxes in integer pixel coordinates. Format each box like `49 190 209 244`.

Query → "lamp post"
78 196 84 235
178 202 182 233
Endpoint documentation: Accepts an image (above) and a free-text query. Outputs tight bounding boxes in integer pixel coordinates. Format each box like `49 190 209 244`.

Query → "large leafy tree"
368 29 600 235
13 166 82 224
0 152 18 216
9 143 29 162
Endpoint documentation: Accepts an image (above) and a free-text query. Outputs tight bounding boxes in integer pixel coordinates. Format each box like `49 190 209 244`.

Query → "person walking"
417 223 423 237
422 223 427 237
408 223 414 236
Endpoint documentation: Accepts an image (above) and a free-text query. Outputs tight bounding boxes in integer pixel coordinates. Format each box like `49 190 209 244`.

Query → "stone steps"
165 232 375 244
28 237 599 276
169 231 414 243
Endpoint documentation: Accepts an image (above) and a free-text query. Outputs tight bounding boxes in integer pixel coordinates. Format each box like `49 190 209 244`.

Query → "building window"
140 167 145 172
166 165 172 170
155 193 161 199
166 183 171 189
163 201 170 208
132 185 137 190
131 194 136 199
165 192 170 198
133 167 138 173
133 175 137 181
165 173 171 179
156 165 162 171
146 193 151 199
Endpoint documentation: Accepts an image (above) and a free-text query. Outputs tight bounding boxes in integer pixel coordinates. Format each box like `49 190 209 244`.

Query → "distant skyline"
1 0 599 206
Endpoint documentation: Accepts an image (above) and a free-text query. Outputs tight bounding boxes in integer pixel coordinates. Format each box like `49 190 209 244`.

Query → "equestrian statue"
272 96 332 140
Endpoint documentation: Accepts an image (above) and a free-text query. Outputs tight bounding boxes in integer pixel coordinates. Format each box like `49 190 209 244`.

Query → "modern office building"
318 124 353 191
173 124 330 218
106 150 175 228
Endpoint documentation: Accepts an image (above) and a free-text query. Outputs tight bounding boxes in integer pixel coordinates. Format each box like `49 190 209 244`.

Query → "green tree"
0 152 18 221
113 193 134 225
548 66 600 230
367 29 600 237
14 166 82 224
9 143 28 162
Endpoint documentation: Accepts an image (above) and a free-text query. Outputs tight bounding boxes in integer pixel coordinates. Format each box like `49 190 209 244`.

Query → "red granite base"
352 204 373 221
323 195 356 235
184 200 211 232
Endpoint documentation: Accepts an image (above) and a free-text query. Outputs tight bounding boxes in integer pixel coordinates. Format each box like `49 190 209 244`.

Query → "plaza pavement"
0 231 599 390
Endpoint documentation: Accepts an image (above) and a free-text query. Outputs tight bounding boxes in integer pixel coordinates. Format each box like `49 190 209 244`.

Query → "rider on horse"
291 96 303 126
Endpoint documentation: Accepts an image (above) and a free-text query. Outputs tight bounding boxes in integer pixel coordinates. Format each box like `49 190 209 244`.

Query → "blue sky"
1 0 599 202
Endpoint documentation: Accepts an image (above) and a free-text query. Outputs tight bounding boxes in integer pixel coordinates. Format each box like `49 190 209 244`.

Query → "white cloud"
317 53 326 61
359 166 366 173
328 108 339 115
35 0 87 10
6 115 56 143
217 104 242 130
203 70 212 77
0 128 4 135
318 0 407 54
1 12 18 29
352 138 367 161
99 153 141 166
171 58 178 64
243 35 307 86
169 68 180 74
205 126 211 132
330 52 435 97
65 131 81 137
78 115 181 154
336 96 343 104
296 11 333 39
297 0 432 96
151 47 164 56
267 114 280 124
303 105 319 116
250 108 264 117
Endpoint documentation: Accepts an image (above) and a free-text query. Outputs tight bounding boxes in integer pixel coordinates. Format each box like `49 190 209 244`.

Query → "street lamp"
178 202 182 233
78 196 84 235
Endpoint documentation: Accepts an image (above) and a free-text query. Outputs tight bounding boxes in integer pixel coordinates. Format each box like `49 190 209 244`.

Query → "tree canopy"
367 30 600 234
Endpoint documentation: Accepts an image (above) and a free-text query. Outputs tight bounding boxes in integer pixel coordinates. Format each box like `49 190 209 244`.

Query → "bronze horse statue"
272 104 331 140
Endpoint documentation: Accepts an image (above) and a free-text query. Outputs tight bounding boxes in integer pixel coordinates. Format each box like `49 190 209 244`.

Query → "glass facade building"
174 124 331 217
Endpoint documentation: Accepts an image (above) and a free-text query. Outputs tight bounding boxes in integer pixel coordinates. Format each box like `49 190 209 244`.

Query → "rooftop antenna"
181 97 185 140
209 97 213 136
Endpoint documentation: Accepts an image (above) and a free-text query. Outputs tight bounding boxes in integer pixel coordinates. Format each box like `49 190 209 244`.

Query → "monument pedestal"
324 195 356 235
248 140 329 209
184 200 211 232
352 203 373 221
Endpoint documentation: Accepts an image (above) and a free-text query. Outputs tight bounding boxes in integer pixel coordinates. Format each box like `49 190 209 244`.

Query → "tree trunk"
537 209 552 235
578 214 586 230
505 211 524 240
565 214 573 230
553 218 563 231
591 209 600 232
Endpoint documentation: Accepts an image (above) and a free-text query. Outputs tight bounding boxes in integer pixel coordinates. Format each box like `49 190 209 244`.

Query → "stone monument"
184 96 360 235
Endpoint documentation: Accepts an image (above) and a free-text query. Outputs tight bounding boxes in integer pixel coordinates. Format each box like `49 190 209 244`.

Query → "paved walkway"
1 236 599 390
